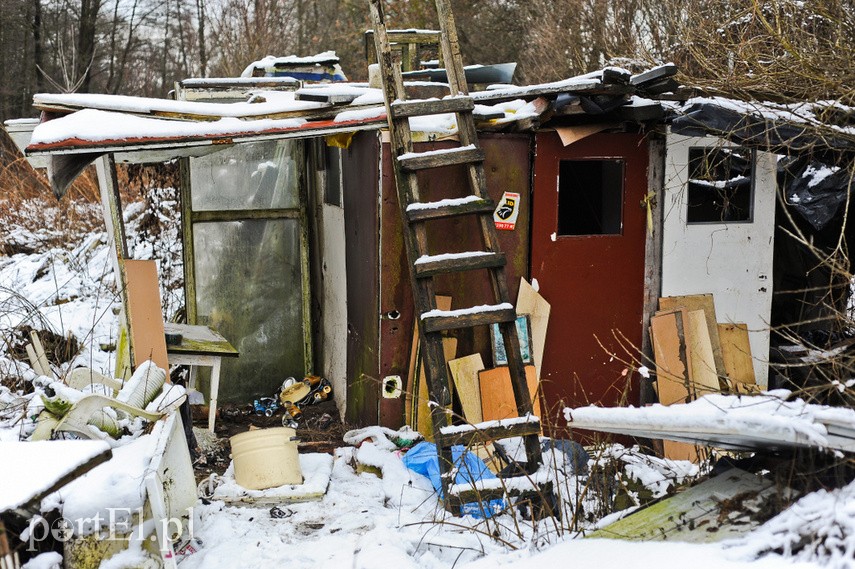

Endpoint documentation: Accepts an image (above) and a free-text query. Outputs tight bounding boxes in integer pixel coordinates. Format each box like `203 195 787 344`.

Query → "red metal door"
531 131 648 413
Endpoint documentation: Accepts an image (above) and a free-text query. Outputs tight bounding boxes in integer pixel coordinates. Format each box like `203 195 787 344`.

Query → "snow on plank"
26 109 386 156
421 302 513 321
33 92 327 120
565 391 855 454
0 440 111 513
421 303 515 333
397 144 482 171
414 251 494 265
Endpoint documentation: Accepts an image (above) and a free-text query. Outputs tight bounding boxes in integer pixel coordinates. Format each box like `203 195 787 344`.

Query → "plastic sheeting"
402 441 505 518
671 101 853 230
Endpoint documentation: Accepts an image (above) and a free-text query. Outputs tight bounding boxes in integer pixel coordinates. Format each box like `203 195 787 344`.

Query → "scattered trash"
253 397 280 417
269 505 292 519
242 375 336 426
542 439 590 475
175 537 204 560
343 426 423 451
230 427 303 490
402 441 505 518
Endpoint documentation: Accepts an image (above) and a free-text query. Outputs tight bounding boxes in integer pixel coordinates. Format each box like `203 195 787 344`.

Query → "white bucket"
230 427 303 490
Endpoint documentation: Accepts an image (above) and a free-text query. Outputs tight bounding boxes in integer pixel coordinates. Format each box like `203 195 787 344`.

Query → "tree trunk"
76 0 99 92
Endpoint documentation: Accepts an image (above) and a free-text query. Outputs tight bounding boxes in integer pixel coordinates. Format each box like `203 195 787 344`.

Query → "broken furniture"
57 410 196 569
369 0 545 516
164 322 238 432
32 361 183 441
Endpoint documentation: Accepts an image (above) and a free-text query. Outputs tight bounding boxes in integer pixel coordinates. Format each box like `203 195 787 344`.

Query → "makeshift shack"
8 49 853 429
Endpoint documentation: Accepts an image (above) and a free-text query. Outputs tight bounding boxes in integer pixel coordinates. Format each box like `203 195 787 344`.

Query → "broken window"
557 160 624 236
687 146 754 223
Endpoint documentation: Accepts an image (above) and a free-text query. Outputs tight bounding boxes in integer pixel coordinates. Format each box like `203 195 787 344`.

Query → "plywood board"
124 260 169 371
659 294 726 381
479 365 541 422
416 337 457 441
718 323 756 386
651 311 700 462
516 278 551 380
650 311 691 406
448 354 485 423
685 309 720 397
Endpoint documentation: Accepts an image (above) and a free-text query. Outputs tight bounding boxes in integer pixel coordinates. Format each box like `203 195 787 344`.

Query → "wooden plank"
390 97 474 119
718 323 756 387
405 319 420 428
412 295 454 437
437 418 540 448
685 310 720 397
479 365 541 421
650 311 699 462
413 251 505 278
640 136 665 406
416 337 457 440
405 198 495 222
398 146 484 171
421 306 516 333
650 311 691 406
659 294 726 381
516 278 551 380
447 354 485 423
588 468 775 543
124 260 169 372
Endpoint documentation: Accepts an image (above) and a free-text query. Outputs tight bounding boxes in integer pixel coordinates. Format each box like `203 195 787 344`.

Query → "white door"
662 134 777 386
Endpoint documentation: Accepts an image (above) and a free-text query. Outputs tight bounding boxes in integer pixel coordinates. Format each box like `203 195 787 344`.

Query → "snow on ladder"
368 0 549 517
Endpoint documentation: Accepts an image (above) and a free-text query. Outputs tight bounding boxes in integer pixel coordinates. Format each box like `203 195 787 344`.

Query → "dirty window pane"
324 146 343 207
557 160 624 236
193 218 305 399
687 146 754 223
189 140 300 211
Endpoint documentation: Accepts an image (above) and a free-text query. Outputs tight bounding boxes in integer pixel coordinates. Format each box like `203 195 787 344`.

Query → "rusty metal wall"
378 133 532 428
343 131 381 426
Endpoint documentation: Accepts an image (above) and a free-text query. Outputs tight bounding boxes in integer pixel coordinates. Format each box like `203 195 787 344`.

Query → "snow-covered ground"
2 192 853 569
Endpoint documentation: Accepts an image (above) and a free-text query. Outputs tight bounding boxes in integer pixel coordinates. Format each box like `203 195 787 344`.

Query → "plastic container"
229 427 303 490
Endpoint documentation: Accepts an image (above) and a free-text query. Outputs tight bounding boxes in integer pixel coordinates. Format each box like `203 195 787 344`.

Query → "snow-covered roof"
24 65 669 160
669 96 855 157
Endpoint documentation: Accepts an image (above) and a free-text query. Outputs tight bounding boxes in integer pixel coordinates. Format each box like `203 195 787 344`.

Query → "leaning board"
479 365 541 421
124 260 169 371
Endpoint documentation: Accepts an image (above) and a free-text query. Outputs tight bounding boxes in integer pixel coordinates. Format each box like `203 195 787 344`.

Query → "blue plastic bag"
402 441 505 518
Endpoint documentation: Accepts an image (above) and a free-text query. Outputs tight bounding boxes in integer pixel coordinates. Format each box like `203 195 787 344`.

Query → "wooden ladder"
369 0 547 515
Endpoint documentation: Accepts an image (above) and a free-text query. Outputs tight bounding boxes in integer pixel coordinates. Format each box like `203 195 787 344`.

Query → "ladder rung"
436 415 540 448
406 196 494 222
421 303 515 333
414 251 505 278
390 96 474 119
446 476 552 508
398 145 484 171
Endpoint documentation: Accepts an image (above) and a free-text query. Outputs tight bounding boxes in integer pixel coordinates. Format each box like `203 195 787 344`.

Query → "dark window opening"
557 160 624 236
687 146 754 223
324 146 343 207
